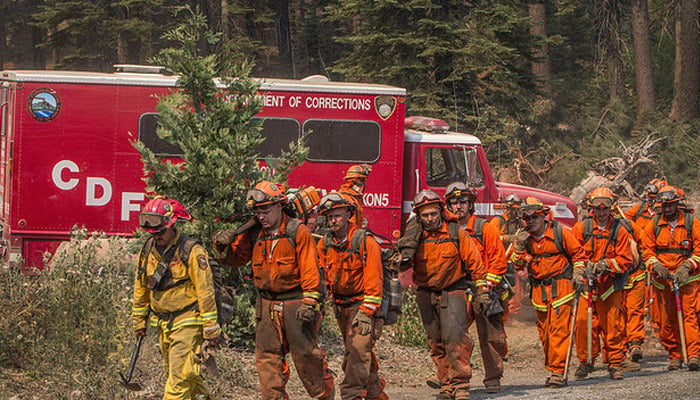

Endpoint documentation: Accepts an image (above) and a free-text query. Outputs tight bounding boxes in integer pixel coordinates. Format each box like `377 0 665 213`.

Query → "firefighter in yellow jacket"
132 197 221 400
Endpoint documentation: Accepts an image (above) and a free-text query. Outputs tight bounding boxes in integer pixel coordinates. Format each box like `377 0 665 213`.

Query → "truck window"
252 117 300 158
304 119 380 163
138 113 184 156
425 147 484 188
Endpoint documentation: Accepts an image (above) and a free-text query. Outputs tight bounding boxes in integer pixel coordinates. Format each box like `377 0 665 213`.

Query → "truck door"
0 82 10 222
422 144 491 215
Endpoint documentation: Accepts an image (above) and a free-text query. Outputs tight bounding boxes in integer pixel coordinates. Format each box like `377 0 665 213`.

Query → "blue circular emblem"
27 88 61 122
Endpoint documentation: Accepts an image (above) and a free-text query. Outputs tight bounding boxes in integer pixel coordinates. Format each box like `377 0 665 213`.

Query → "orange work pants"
255 297 334 400
535 300 573 375
623 276 647 347
655 282 700 361
416 287 473 392
334 302 387 400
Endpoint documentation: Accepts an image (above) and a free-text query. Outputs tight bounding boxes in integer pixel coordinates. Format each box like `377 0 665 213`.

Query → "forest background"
2 0 699 199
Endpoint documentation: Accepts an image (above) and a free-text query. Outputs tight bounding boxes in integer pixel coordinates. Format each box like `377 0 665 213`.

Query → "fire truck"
0 66 576 268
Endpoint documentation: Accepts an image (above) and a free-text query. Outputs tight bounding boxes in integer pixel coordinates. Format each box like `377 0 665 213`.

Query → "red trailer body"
0 67 576 269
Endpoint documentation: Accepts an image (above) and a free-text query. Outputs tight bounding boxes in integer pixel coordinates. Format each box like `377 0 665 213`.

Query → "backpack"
323 228 402 325
139 234 236 327
470 217 488 246
651 213 695 257
633 202 651 221
582 216 639 266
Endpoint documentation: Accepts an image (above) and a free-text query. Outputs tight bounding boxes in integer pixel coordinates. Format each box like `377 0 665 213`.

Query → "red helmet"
520 197 550 217
317 191 356 215
246 181 286 208
587 187 617 209
413 189 443 212
139 197 191 234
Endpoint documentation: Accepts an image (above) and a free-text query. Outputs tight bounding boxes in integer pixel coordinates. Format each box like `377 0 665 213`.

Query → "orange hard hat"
656 186 685 204
644 178 668 197
587 187 616 209
344 164 372 181
445 182 477 202
246 181 286 208
413 189 443 212
317 191 356 215
521 197 550 216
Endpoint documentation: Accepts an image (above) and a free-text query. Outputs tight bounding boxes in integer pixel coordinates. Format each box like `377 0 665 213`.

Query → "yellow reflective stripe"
132 307 149 315
148 315 204 332
574 261 585 269
631 271 646 283
363 295 382 305
200 311 218 321
531 299 548 312
645 257 659 268
651 278 665 290
486 273 502 284
598 285 615 301
303 291 321 301
610 259 621 273
551 292 575 308
687 272 700 284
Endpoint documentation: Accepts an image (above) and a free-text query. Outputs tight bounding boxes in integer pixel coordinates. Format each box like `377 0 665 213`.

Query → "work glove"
512 230 529 253
672 260 692 285
352 310 373 336
200 336 222 378
476 290 491 314
589 259 609 277
652 261 672 281
572 268 587 295
134 328 146 338
214 230 236 253
296 302 317 323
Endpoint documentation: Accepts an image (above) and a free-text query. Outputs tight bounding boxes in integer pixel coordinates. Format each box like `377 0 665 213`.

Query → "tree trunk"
0 7 6 68
528 1 553 97
221 0 229 39
670 0 700 120
604 0 626 102
631 0 655 122
274 0 293 78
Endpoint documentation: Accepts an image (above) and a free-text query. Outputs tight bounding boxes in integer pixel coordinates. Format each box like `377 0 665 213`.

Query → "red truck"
0 66 576 268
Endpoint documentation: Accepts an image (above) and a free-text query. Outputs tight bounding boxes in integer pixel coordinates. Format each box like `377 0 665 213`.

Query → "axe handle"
125 335 144 382
673 283 689 364
564 295 579 382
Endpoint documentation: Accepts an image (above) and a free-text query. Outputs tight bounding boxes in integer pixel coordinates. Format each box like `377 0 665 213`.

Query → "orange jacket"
624 202 654 230
511 222 585 280
641 211 700 286
462 215 507 286
229 215 323 304
339 181 365 226
317 224 383 315
412 220 485 291
572 217 633 300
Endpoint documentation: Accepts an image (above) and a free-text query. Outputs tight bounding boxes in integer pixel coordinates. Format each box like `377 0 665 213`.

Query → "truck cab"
401 116 577 227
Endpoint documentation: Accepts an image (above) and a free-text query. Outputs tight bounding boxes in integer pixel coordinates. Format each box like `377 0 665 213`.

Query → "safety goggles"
657 191 680 203
318 192 349 212
139 212 167 229
644 184 659 196
589 197 613 208
414 191 440 204
520 205 544 216
246 188 277 208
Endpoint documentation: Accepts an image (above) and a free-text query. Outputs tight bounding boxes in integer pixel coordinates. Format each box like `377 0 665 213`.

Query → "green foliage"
385 289 427 348
0 229 138 399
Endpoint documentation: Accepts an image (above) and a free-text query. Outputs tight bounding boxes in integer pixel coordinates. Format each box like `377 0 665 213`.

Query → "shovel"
119 335 144 391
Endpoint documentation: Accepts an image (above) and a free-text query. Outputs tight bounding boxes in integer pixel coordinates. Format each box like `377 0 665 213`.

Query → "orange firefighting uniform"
621 216 648 352
463 215 508 388
317 223 387 400
339 181 366 227
402 220 485 394
491 214 528 316
625 202 658 341
511 222 585 375
572 217 633 370
228 215 334 400
641 211 700 362
132 228 220 400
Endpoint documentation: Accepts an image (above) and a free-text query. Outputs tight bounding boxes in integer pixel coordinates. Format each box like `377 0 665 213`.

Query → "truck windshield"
425 146 484 188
